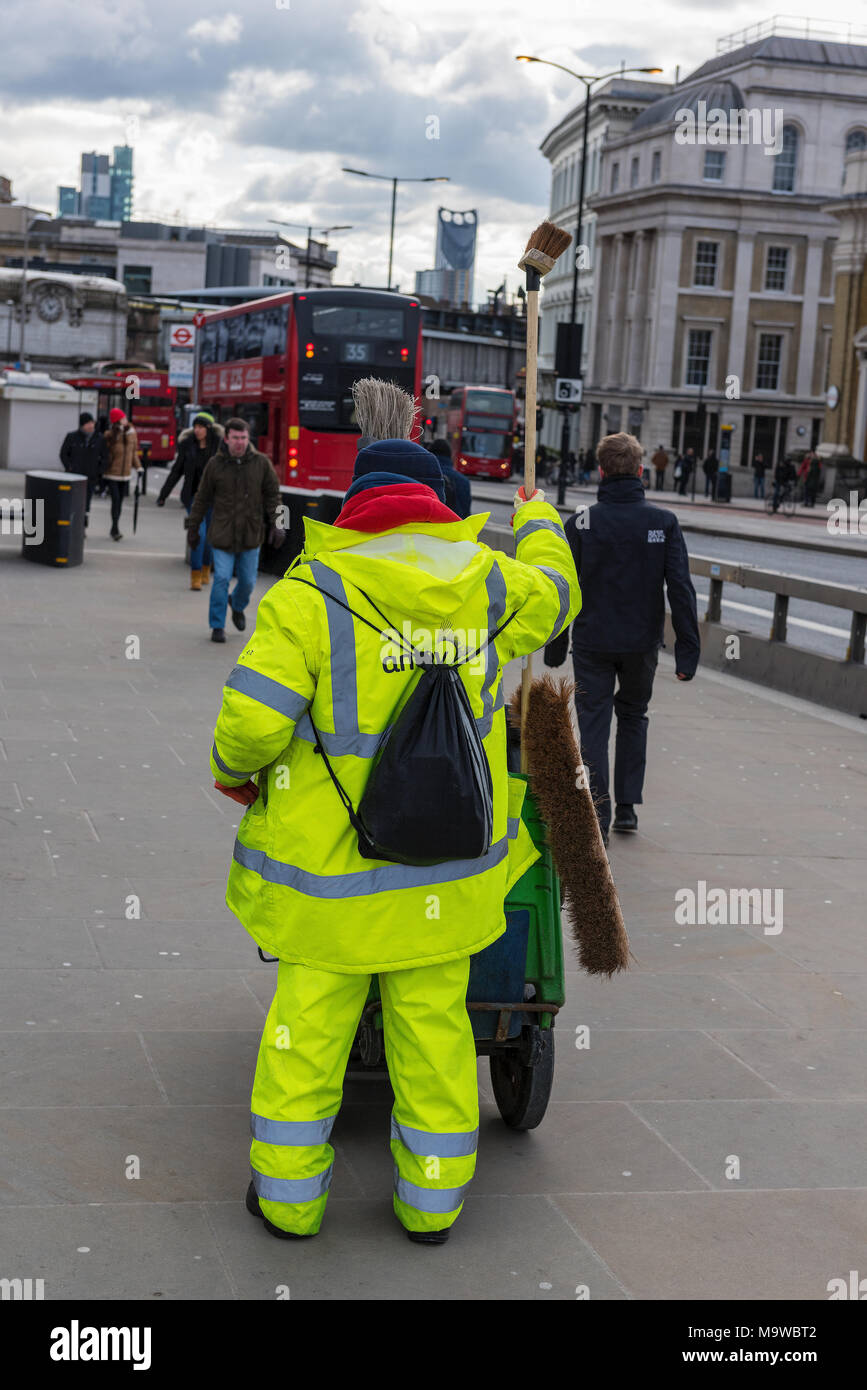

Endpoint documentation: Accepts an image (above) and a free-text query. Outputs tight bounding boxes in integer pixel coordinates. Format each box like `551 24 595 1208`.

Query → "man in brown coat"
651 445 668 491
103 408 140 540
186 417 284 643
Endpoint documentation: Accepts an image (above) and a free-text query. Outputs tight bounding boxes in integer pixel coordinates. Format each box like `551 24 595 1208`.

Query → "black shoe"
612 804 638 833
407 1228 450 1245
211 628 226 643
111 529 122 541
245 1181 312 1239
231 607 246 631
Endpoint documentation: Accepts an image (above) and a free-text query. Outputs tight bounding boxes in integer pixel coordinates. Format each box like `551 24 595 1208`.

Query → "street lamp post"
267 221 352 289
516 56 663 504
341 168 449 290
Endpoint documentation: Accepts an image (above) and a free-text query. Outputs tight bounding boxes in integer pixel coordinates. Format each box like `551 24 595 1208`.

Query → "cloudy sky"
3 1 867 298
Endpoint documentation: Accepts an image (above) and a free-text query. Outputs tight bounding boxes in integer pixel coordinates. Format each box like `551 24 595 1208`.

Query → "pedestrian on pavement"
803 452 822 507
584 445 597 480
771 455 797 512
157 412 224 589
675 447 695 496
752 451 768 499
185 417 283 643
207 435 579 1241
702 449 719 499
59 412 107 527
102 407 140 541
544 431 700 844
426 437 472 518
651 444 668 491
577 448 588 484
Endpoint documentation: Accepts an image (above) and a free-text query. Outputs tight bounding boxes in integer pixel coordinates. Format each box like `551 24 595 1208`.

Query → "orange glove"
512 485 546 508
214 779 259 806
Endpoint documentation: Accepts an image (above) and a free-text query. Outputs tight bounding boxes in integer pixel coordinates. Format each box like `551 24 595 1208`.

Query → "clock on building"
35 289 65 323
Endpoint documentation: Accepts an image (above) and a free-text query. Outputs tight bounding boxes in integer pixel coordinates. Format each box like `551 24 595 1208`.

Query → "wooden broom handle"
520 275 540 771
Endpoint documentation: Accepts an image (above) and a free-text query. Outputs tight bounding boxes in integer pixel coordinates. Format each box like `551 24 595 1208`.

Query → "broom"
515 221 629 976
352 377 418 447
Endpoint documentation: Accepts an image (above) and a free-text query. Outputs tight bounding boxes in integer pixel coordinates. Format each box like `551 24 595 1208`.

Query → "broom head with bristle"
518 219 572 276
351 377 418 442
510 676 630 976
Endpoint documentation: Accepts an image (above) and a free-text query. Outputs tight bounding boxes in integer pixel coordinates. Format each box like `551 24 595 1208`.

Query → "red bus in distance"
61 367 178 463
195 288 423 490
446 385 517 480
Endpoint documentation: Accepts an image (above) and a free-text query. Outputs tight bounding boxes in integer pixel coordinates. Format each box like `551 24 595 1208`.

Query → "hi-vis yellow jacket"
209 498 580 973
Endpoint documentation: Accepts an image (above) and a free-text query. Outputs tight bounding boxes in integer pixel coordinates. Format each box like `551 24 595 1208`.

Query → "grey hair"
351 377 418 442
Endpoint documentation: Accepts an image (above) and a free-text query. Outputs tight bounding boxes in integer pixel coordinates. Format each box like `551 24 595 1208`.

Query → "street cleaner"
208 437 580 1244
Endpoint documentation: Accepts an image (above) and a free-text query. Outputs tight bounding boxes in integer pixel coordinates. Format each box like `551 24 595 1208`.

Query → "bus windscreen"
311 306 405 340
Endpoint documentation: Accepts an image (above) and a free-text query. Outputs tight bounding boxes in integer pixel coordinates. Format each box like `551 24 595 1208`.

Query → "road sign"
827 385 839 410
555 377 583 404
168 351 194 388
170 324 196 349
193 311 207 329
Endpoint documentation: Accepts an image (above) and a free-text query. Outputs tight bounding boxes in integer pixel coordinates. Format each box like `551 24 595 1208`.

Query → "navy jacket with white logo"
561 474 700 676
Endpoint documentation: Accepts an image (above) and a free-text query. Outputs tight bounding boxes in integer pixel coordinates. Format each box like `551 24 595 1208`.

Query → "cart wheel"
489 1027 555 1130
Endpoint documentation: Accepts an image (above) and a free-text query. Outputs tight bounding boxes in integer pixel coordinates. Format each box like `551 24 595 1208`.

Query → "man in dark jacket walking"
426 438 472 518
59 412 107 526
545 432 700 843
186 418 283 643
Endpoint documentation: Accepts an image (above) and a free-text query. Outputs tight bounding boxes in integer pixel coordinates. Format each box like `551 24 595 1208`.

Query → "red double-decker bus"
61 366 178 462
445 385 517 480
195 288 423 490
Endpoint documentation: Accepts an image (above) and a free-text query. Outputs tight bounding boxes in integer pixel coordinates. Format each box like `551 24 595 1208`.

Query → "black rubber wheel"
489 1028 555 1130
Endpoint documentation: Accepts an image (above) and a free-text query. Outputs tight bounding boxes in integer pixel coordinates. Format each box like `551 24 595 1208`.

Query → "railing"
715 16 867 52
692 555 867 664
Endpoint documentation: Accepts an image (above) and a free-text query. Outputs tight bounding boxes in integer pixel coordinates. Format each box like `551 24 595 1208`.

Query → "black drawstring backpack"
290 576 515 866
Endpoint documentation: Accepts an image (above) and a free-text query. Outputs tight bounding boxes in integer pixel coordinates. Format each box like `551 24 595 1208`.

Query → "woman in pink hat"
102 407 140 540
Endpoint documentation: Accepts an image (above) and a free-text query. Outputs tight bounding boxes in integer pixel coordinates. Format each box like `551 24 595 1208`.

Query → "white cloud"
186 14 242 45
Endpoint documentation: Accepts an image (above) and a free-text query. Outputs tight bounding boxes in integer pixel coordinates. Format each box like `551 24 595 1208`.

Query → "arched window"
846 128 867 152
772 124 799 193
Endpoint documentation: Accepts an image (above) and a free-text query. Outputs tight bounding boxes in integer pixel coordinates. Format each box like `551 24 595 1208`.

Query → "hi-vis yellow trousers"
250 956 479 1235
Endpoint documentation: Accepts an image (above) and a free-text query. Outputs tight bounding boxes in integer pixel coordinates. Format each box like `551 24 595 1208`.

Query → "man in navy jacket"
545 431 700 843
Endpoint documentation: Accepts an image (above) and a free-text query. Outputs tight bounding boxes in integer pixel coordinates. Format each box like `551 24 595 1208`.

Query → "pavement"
1 479 866 1301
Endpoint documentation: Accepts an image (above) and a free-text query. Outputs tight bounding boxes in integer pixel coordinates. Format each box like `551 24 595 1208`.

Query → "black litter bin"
23 470 87 568
715 471 732 503
259 487 344 575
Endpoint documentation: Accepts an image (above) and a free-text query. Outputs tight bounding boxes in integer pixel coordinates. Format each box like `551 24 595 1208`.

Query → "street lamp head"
515 55 539 62
640 67 664 74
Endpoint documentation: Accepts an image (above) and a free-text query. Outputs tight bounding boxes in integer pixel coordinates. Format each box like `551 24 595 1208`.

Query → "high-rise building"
414 208 477 306
57 147 134 221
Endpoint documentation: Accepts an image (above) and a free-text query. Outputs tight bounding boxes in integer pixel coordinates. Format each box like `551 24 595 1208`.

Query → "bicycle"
766 482 796 517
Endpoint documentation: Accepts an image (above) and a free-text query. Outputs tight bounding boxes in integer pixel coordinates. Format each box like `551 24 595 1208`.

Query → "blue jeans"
185 505 213 570
753 475 765 498
209 547 260 630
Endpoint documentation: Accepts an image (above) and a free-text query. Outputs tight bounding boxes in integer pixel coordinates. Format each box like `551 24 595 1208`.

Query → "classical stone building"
540 26 867 474
0 267 128 375
822 148 867 464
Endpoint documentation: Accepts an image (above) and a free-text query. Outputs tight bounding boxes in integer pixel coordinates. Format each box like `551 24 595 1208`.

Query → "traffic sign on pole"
555 377 583 404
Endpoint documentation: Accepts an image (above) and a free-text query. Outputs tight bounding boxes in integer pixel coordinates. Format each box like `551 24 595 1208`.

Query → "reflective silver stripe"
476 682 505 740
393 1168 470 1213
252 1164 332 1204
233 834 508 897
391 1116 478 1158
294 712 390 760
537 565 572 643
515 517 564 542
308 561 358 733
226 665 309 721
251 1113 337 1146
480 564 507 732
211 741 253 780
507 816 520 839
